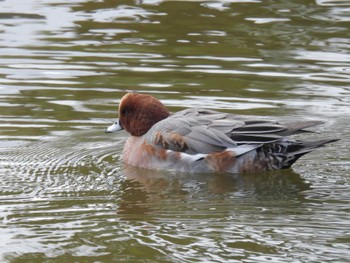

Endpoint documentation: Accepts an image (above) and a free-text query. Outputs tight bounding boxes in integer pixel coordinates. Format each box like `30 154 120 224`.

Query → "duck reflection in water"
116 164 311 219
122 164 310 196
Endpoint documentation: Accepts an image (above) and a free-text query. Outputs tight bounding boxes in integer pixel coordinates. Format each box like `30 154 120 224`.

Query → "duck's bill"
105 119 123 133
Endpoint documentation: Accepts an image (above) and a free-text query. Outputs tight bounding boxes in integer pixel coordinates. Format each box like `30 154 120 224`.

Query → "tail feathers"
282 138 339 168
280 121 324 136
287 138 339 156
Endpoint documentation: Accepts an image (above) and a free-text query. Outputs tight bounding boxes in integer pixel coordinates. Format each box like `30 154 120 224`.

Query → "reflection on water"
0 0 349 262
123 164 310 198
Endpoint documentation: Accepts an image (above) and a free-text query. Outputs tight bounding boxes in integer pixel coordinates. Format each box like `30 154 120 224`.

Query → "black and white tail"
261 139 339 170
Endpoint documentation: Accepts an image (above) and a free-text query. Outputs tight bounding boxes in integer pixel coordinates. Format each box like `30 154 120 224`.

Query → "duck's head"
106 93 170 136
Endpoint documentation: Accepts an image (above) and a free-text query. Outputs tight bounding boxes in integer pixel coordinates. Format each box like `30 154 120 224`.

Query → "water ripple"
0 131 124 197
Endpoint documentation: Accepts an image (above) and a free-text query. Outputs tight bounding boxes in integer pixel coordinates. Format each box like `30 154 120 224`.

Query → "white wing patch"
227 144 261 156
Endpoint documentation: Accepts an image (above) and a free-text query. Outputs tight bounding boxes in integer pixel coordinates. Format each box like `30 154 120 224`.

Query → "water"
0 0 349 262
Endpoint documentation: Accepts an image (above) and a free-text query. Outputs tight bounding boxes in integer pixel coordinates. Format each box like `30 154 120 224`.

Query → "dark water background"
0 0 349 262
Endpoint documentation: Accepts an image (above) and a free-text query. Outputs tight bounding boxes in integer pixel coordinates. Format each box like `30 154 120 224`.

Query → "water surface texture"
0 0 349 262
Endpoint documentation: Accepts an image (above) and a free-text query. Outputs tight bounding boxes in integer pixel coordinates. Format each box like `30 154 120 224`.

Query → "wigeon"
106 93 338 174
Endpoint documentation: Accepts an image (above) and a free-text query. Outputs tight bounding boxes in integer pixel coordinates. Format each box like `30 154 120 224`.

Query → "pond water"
0 0 349 262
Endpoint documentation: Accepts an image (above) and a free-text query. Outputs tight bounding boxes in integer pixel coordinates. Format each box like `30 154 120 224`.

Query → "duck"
106 92 338 174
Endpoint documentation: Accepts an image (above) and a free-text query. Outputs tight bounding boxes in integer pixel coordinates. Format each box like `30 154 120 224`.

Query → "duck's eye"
121 108 129 116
